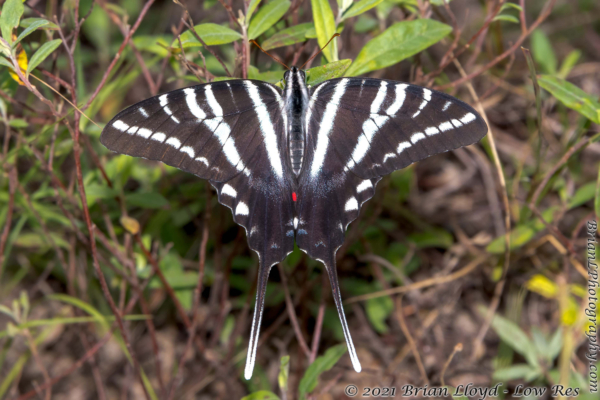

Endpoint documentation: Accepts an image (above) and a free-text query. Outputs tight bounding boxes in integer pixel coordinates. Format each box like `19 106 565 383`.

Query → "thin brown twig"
395 295 429 385
278 263 312 359
346 255 487 303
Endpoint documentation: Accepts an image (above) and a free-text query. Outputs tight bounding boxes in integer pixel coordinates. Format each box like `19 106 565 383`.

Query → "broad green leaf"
492 14 519 24
133 35 171 57
538 75 600 124
311 0 338 62
531 30 557 74
20 17 58 29
568 181 596 208
247 0 263 23
15 19 53 45
305 59 351 86
26 39 62 75
342 0 385 20
493 364 541 381
248 0 291 41
178 23 242 49
489 312 539 368
241 391 280 400
126 192 168 208
298 344 347 400
262 22 313 50
1 0 24 46
345 19 451 76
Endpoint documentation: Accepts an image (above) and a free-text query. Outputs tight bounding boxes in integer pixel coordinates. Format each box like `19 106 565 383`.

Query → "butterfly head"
283 66 307 86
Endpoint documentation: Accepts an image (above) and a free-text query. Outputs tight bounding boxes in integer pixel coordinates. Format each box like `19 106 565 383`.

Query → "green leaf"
133 35 171 57
305 59 351 86
248 0 291 41
538 75 600 124
241 391 280 400
596 164 600 220
248 65 283 83
499 2 523 12
0 55 15 70
345 19 451 76
20 17 58 29
1 0 24 46
15 19 53 45
531 30 557 74
310 0 338 62
408 228 453 249
247 0 263 23
8 118 28 128
262 22 313 51
492 14 520 24
278 355 290 393
568 181 596 208
547 327 563 362
493 364 542 381
298 344 347 400
365 295 393 333
557 49 581 79
486 206 559 253
126 192 169 209
489 312 539 368
178 23 242 49
342 0 385 20
26 39 62 75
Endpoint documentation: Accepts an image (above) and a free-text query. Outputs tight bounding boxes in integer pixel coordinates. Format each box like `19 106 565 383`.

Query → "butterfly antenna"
300 33 341 69
323 259 362 373
249 40 290 70
244 260 274 380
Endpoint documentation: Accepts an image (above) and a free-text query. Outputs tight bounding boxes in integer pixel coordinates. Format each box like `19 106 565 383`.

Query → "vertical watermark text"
586 220 598 393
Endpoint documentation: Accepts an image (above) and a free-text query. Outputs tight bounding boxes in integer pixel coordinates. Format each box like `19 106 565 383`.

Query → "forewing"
308 77 488 180
101 80 282 183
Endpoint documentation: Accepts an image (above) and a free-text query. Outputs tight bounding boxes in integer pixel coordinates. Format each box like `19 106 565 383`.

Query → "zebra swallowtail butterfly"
100 67 488 379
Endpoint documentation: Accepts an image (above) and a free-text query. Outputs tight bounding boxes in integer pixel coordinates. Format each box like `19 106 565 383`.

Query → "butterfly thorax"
283 67 309 177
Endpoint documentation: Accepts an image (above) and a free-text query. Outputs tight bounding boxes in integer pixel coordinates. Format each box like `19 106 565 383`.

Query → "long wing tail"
323 259 362 373
244 260 273 380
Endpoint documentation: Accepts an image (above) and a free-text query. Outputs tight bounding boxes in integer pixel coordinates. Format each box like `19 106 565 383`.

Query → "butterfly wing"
100 80 295 379
295 77 488 371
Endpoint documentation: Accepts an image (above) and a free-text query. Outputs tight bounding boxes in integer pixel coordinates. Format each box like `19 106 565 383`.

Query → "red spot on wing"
292 192 297 202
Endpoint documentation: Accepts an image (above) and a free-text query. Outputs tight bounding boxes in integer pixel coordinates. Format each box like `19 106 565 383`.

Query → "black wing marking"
100 80 296 380
295 77 488 372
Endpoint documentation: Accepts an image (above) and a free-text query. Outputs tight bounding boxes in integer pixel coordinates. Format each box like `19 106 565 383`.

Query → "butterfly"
100 66 488 379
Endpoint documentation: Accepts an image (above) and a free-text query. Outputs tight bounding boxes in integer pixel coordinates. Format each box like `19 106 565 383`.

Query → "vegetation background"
0 0 599 399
